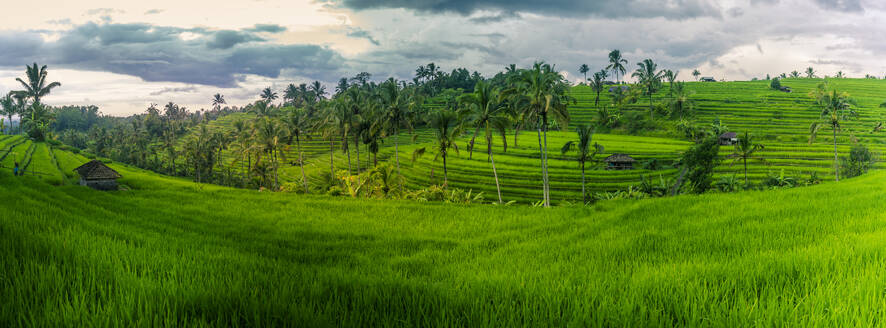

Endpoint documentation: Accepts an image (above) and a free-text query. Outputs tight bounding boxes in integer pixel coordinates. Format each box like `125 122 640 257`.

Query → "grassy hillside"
3 147 886 326
192 78 886 203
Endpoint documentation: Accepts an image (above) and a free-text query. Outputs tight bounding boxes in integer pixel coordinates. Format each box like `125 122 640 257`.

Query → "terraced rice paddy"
5 146 886 325
190 79 886 203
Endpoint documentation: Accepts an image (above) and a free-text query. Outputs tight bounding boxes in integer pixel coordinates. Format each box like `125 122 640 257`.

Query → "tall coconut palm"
378 78 417 192
790 70 800 78
809 89 857 181
561 124 603 203
310 81 327 102
663 69 678 97
692 69 701 81
505 61 572 207
632 59 664 119
255 118 286 189
728 131 765 185
0 94 14 134
590 70 606 108
260 87 278 105
211 94 226 111
606 50 628 84
12 63 61 104
284 108 310 193
428 110 462 186
579 64 590 82
458 80 510 203
284 83 300 106
335 78 349 96
667 81 694 119
805 67 816 78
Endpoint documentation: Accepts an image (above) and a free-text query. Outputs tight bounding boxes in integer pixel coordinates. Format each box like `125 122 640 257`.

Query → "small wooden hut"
605 154 636 170
74 160 121 190
719 132 738 145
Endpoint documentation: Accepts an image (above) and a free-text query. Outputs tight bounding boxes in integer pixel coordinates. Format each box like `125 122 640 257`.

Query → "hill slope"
3 155 886 326
188 78 886 203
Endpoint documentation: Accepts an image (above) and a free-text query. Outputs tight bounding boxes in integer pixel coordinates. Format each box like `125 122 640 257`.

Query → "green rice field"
4 144 886 325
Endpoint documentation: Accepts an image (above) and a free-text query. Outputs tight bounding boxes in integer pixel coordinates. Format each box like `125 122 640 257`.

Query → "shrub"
770 78 782 90
841 144 876 179
681 136 721 194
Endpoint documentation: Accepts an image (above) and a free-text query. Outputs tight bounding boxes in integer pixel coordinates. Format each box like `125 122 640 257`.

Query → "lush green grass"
5 146 886 326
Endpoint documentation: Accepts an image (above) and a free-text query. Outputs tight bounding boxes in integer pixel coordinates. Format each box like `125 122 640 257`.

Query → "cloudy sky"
0 0 882 116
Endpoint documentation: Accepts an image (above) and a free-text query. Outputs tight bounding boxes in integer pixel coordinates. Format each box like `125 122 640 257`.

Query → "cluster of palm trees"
581 50 694 122
185 62 571 206
1 63 61 139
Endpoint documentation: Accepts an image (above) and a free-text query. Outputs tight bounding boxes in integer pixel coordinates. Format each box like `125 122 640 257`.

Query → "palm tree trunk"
297 137 308 193
273 149 279 190
542 116 551 207
581 161 586 203
595 92 600 107
537 125 546 206
468 126 480 159
329 140 335 178
395 128 403 193
489 135 502 204
442 152 448 187
744 157 748 185
513 125 520 149
344 136 352 176
649 94 654 119
354 134 361 173
833 127 839 181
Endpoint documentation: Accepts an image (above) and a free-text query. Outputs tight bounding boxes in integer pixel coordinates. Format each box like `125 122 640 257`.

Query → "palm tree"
260 87 278 105
579 64 590 82
255 118 286 189
505 61 572 207
428 110 462 186
458 80 510 203
284 109 310 193
0 94 14 134
663 70 678 97
692 69 701 81
632 59 664 119
284 84 300 106
250 101 274 117
561 125 603 203
310 81 327 102
606 50 628 84
805 67 816 78
668 81 694 119
590 70 606 108
211 94 226 111
809 89 857 181
335 78 349 96
11 63 61 104
729 132 765 185
836 71 845 79
790 70 800 78
378 78 415 192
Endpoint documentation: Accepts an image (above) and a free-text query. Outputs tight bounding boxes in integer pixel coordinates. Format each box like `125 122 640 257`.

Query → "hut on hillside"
700 77 717 82
74 160 121 190
719 132 738 145
605 154 636 170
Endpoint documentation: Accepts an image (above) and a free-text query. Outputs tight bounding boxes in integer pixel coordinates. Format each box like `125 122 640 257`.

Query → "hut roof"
605 153 636 163
719 132 737 138
74 160 121 180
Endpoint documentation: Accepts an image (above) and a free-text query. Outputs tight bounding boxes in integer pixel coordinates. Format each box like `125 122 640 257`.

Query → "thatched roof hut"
74 160 121 190
604 154 636 170
719 132 738 145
